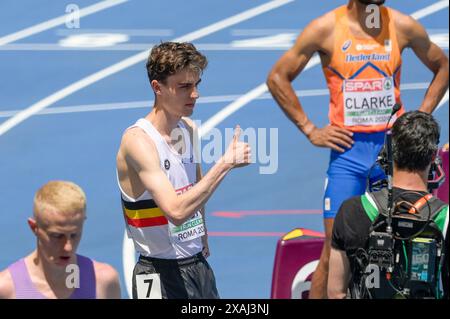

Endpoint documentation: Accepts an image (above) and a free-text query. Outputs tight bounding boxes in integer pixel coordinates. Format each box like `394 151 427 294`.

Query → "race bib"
135 273 162 299
169 211 205 243
343 77 395 126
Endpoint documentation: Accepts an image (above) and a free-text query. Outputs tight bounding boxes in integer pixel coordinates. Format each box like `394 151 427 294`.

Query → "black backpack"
351 189 448 299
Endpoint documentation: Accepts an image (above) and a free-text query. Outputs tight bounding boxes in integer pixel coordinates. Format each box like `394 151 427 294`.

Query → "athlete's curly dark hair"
392 111 440 172
146 42 207 84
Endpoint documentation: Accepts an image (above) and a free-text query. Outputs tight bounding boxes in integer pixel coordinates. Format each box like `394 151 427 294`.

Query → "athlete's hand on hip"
307 125 354 153
222 125 252 168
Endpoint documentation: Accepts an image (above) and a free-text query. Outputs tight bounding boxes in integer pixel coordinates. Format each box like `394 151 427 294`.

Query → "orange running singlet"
324 5 404 133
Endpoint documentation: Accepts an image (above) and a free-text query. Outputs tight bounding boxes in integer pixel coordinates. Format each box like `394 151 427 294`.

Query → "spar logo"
345 78 385 92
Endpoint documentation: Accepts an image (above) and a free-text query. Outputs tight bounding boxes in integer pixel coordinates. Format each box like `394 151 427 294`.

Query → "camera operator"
328 111 448 299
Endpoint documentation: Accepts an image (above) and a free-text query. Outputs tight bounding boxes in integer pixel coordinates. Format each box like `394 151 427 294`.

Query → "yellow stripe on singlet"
124 207 165 219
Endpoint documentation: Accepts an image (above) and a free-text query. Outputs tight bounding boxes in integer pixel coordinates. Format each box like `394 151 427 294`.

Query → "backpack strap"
415 196 447 221
361 189 389 233
369 188 389 217
360 189 388 223
362 189 448 235
431 205 449 238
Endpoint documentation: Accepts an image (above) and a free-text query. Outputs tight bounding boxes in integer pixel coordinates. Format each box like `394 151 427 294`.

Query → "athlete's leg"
309 173 367 298
309 217 334 299
309 133 385 298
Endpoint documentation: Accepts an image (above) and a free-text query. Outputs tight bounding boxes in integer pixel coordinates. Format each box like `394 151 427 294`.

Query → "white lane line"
411 0 449 20
171 0 294 43
4 27 449 51
0 43 293 51
0 82 432 118
437 89 449 111
1 31 449 51
400 1 449 113
197 0 450 137
0 0 294 137
0 0 128 46
198 83 268 137
55 29 174 37
231 29 302 36
199 54 320 136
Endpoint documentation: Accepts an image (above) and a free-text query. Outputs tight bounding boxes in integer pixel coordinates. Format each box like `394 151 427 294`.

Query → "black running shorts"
132 252 220 299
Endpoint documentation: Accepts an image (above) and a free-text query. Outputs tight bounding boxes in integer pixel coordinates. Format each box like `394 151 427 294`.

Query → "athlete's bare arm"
197 169 210 258
0 269 15 299
328 247 351 299
267 12 354 153
182 117 210 258
394 10 449 114
117 126 250 226
94 262 121 299
195 161 210 257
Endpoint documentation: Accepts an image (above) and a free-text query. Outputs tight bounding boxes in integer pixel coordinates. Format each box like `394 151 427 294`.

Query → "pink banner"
271 228 324 299
435 145 449 204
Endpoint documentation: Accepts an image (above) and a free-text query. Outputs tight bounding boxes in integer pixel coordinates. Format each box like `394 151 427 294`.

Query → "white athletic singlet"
118 118 204 259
